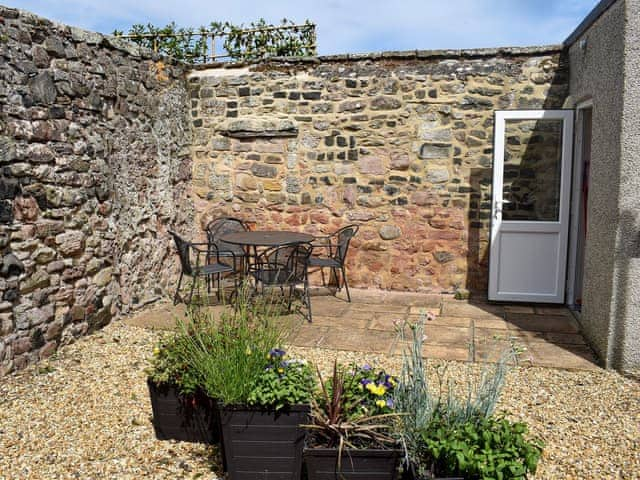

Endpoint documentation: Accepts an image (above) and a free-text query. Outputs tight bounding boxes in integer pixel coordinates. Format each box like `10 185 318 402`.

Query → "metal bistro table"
219 230 315 273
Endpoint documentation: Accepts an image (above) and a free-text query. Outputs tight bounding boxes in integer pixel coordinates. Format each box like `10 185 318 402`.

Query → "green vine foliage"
113 18 315 63
223 18 316 61
113 22 208 61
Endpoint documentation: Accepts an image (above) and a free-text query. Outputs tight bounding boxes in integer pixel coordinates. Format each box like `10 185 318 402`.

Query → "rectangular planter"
147 379 219 444
304 447 401 480
219 404 309 480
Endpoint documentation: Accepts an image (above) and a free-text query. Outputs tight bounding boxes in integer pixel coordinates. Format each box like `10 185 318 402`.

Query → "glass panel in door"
502 118 564 222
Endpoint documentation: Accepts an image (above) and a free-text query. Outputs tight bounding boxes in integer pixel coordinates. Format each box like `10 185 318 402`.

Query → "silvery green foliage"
394 318 438 459
394 313 515 469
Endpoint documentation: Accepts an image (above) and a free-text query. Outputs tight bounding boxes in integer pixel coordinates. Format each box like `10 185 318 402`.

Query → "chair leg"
187 275 197 305
320 267 326 287
304 277 312 323
174 272 184 305
287 285 294 311
341 265 352 302
330 267 340 290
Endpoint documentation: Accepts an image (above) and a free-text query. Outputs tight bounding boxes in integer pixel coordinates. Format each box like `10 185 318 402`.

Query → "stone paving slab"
124 288 600 370
409 315 472 328
505 313 581 334
320 326 396 354
441 301 505 319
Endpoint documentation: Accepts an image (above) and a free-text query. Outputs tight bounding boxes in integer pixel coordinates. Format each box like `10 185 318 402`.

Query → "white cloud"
6 0 598 55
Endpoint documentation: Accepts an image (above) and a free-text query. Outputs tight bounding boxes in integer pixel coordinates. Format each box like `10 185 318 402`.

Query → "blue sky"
5 0 599 55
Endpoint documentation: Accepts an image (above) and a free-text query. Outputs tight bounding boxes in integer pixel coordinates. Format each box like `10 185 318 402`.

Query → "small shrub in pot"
394 316 543 479
178 287 312 479
303 361 402 480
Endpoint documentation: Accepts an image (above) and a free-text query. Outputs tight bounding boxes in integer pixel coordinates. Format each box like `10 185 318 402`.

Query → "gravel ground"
0 321 638 480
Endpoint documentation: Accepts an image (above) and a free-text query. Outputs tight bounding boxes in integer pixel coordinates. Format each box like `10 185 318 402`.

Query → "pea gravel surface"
0 322 638 480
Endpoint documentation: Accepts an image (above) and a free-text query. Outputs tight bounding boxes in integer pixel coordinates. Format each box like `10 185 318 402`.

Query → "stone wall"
188 48 568 292
0 6 193 375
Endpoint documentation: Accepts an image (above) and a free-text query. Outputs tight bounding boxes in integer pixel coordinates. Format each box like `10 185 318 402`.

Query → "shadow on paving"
124 288 600 371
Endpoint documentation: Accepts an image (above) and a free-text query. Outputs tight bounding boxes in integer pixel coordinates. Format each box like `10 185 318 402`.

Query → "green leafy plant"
114 22 209 61
177 282 289 404
146 333 201 395
304 360 399 451
114 18 315 63
394 315 519 478
247 348 314 410
418 415 543 479
223 18 315 61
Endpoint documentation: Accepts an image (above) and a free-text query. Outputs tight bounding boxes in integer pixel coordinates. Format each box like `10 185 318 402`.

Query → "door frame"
566 99 593 310
489 109 575 303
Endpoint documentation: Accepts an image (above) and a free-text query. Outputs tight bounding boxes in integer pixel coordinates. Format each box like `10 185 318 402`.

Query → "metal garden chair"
248 242 313 322
169 230 237 305
308 224 359 302
205 217 249 273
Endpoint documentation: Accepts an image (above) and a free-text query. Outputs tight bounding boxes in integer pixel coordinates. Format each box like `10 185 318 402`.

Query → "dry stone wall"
189 49 568 292
0 6 193 375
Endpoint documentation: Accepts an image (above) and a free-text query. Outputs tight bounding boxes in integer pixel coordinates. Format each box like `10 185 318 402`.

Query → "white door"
489 110 574 303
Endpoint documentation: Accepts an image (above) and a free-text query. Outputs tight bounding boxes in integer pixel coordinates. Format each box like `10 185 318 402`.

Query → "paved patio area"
125 289 600 371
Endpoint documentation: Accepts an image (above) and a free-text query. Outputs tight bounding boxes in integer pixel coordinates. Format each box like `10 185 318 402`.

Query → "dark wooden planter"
219 404 309 480
304 447 401 480
147 379 219 444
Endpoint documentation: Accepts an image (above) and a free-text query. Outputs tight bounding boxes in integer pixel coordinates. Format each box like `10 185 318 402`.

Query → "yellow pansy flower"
366 383 387 396
376 400 386 408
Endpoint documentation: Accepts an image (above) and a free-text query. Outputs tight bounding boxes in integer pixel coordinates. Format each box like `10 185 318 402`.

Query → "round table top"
219 230 315 247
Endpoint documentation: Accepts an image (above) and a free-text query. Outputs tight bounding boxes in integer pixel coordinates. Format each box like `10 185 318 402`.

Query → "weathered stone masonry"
0 4 571 375
0 6 193 375
188 49 568 292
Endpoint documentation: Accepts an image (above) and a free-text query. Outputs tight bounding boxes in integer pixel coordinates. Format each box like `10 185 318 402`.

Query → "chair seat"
308 256 340 268
196 263 235 276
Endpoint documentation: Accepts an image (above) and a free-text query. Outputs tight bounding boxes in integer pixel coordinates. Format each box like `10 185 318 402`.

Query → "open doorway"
567 101 592 312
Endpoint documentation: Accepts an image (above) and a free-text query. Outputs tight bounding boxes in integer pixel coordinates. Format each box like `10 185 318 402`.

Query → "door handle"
494 200 502 219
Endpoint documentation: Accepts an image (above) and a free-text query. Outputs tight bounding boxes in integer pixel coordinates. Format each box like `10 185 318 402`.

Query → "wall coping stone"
190 44 565 71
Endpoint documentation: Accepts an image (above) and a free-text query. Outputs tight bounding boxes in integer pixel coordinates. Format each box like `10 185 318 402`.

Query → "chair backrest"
262 243 312 284
169 230 193 276
334 225 359 264
291 243 312 282
206 217 248 255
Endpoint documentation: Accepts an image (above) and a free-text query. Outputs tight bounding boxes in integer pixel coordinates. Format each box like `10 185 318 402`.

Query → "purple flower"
361 364 372 371
360 378 372 386
386 398 394 408
269 348 286 358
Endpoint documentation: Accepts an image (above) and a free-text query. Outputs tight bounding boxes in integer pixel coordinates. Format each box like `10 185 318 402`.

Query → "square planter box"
304 447 401 480
147 379 219 444
219 404 309 480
